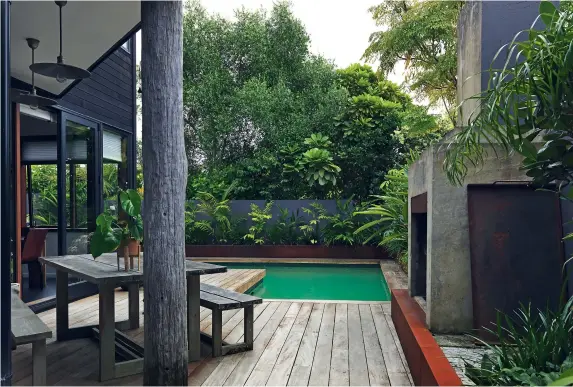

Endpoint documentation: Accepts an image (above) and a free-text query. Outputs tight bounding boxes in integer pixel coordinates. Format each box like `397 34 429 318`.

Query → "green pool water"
215 262 390 301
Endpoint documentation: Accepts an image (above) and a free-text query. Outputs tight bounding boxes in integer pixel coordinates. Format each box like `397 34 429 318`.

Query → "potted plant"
90 189 143 271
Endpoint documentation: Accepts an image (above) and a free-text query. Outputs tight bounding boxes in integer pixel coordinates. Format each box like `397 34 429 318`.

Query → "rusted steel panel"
467 184 564 340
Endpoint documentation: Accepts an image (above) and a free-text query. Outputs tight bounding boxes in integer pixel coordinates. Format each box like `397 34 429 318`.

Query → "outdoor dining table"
39 253 226 382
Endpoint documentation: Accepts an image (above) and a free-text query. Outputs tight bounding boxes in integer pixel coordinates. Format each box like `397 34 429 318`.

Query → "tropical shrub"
465 297 573 386
244 202 274 245
194 183 235 243
320 197 365 246
90 189 143 258
267 205 305 245
354 166 408 267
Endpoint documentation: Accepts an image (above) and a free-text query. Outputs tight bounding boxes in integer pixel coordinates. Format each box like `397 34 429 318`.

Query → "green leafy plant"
304 133 332 149
320 197 363 246
267 205 305 245
465 297 573 386
299 202 326 244
90 189 143 258
244 201 274 245
301 148 341 187
184 201 213 245
195 182 235 243
354 167 408 266
444 1 573 186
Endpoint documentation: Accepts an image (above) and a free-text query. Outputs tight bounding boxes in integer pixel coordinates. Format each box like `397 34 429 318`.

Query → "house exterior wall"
59 38 136 133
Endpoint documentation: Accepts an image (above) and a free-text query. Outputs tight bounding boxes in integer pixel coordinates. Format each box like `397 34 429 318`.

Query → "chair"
22 228 49 289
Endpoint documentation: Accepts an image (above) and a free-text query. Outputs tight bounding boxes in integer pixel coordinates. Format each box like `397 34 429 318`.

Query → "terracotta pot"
117 239 141 257
116 239 141 271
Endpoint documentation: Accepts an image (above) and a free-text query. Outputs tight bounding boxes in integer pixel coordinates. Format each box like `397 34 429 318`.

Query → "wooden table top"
40 254 227 286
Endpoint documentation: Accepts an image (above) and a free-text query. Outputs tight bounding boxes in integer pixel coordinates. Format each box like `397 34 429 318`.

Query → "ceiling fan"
13 38 58 108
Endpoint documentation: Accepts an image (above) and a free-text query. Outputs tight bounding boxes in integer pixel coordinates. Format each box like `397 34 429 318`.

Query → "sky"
135 0 407 136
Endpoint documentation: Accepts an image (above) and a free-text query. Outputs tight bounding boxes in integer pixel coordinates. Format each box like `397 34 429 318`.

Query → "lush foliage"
444 1 573 186
183 0 346 173
183 0 442 201
465 297 573 386
90 189 143 258
184 193 373 247
363 0 462 124
354 165 409 268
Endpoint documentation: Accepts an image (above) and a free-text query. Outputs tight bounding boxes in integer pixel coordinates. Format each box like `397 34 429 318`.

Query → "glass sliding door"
102 127 130 216
57 113 100 256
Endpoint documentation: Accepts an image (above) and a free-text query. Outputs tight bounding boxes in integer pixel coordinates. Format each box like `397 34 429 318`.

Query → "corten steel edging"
185 245 389 260
391 289 462 386
467 184 565 341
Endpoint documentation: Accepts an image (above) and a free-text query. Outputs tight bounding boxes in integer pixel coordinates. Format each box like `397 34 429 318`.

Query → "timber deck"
12 269 412 386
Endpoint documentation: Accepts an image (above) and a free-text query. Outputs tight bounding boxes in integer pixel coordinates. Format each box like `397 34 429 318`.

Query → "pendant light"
29 1 91 82
14 38 58 108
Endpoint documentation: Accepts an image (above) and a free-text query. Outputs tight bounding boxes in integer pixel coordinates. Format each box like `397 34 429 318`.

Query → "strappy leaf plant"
444 1 573 187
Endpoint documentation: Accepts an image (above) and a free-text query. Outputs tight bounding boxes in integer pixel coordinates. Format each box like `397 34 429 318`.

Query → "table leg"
99 283 116 381
56 270 68 341
128 283 140 329
187 275 201 361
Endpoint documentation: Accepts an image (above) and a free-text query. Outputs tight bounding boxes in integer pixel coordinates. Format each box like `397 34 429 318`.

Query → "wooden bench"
11 285 52 385
200 283 262 357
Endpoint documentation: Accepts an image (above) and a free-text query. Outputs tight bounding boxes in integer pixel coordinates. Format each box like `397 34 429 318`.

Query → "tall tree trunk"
141 2 188 385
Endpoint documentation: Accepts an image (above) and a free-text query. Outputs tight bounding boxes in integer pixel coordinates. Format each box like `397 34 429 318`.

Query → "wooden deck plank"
223 303 297 386
287 303 325 386
384 313 413 385
201 302 282 386
370 304 409 385
358 304 390 386
265 302 314 386
186 302 271 386
243 302 303 386
308 303 335 386
348 304 369 386
13 270 412 387
329 303 349 386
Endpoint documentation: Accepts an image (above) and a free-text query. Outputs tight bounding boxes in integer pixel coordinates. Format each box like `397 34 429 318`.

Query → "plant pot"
116 239 141 271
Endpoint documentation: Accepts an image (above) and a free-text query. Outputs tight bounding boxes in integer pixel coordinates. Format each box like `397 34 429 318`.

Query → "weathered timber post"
141 1 188 385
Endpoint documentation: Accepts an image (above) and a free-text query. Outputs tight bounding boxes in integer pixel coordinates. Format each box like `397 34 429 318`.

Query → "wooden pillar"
141 1 188 385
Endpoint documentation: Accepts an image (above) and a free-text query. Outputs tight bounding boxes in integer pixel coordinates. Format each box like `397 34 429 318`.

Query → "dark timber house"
1 1 141 380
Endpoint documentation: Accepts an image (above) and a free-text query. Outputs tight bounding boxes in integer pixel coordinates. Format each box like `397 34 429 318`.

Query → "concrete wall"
433 146 528 333
412 0 555 333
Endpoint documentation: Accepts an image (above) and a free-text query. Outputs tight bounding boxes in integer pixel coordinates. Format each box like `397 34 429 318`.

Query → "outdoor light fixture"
29 1 91 82
13 38 58 108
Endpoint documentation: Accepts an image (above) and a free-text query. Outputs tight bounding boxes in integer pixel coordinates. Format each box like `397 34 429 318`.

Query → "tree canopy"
182 1 444 201
182 0 346 172
363 0 463 125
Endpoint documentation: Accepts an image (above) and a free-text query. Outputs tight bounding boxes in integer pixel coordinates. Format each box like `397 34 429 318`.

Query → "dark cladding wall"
59 38 135 132
480 1 557 91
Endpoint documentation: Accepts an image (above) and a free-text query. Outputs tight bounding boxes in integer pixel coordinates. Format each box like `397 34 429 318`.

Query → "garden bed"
185 244 389 260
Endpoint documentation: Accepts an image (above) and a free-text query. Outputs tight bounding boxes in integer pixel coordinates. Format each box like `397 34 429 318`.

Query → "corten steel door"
467 184 565 340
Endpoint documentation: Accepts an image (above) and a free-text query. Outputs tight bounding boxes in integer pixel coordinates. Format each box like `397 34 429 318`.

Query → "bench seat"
11 285 52 385
199 283 262 357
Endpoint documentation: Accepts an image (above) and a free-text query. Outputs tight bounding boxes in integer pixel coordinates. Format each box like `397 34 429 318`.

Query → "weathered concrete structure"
408 1 546 333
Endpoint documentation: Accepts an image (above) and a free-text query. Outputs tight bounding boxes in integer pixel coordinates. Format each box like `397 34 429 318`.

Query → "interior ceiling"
10 1 140 96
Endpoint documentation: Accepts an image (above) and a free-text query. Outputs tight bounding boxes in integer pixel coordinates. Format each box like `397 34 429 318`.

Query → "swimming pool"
212 262 390 301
